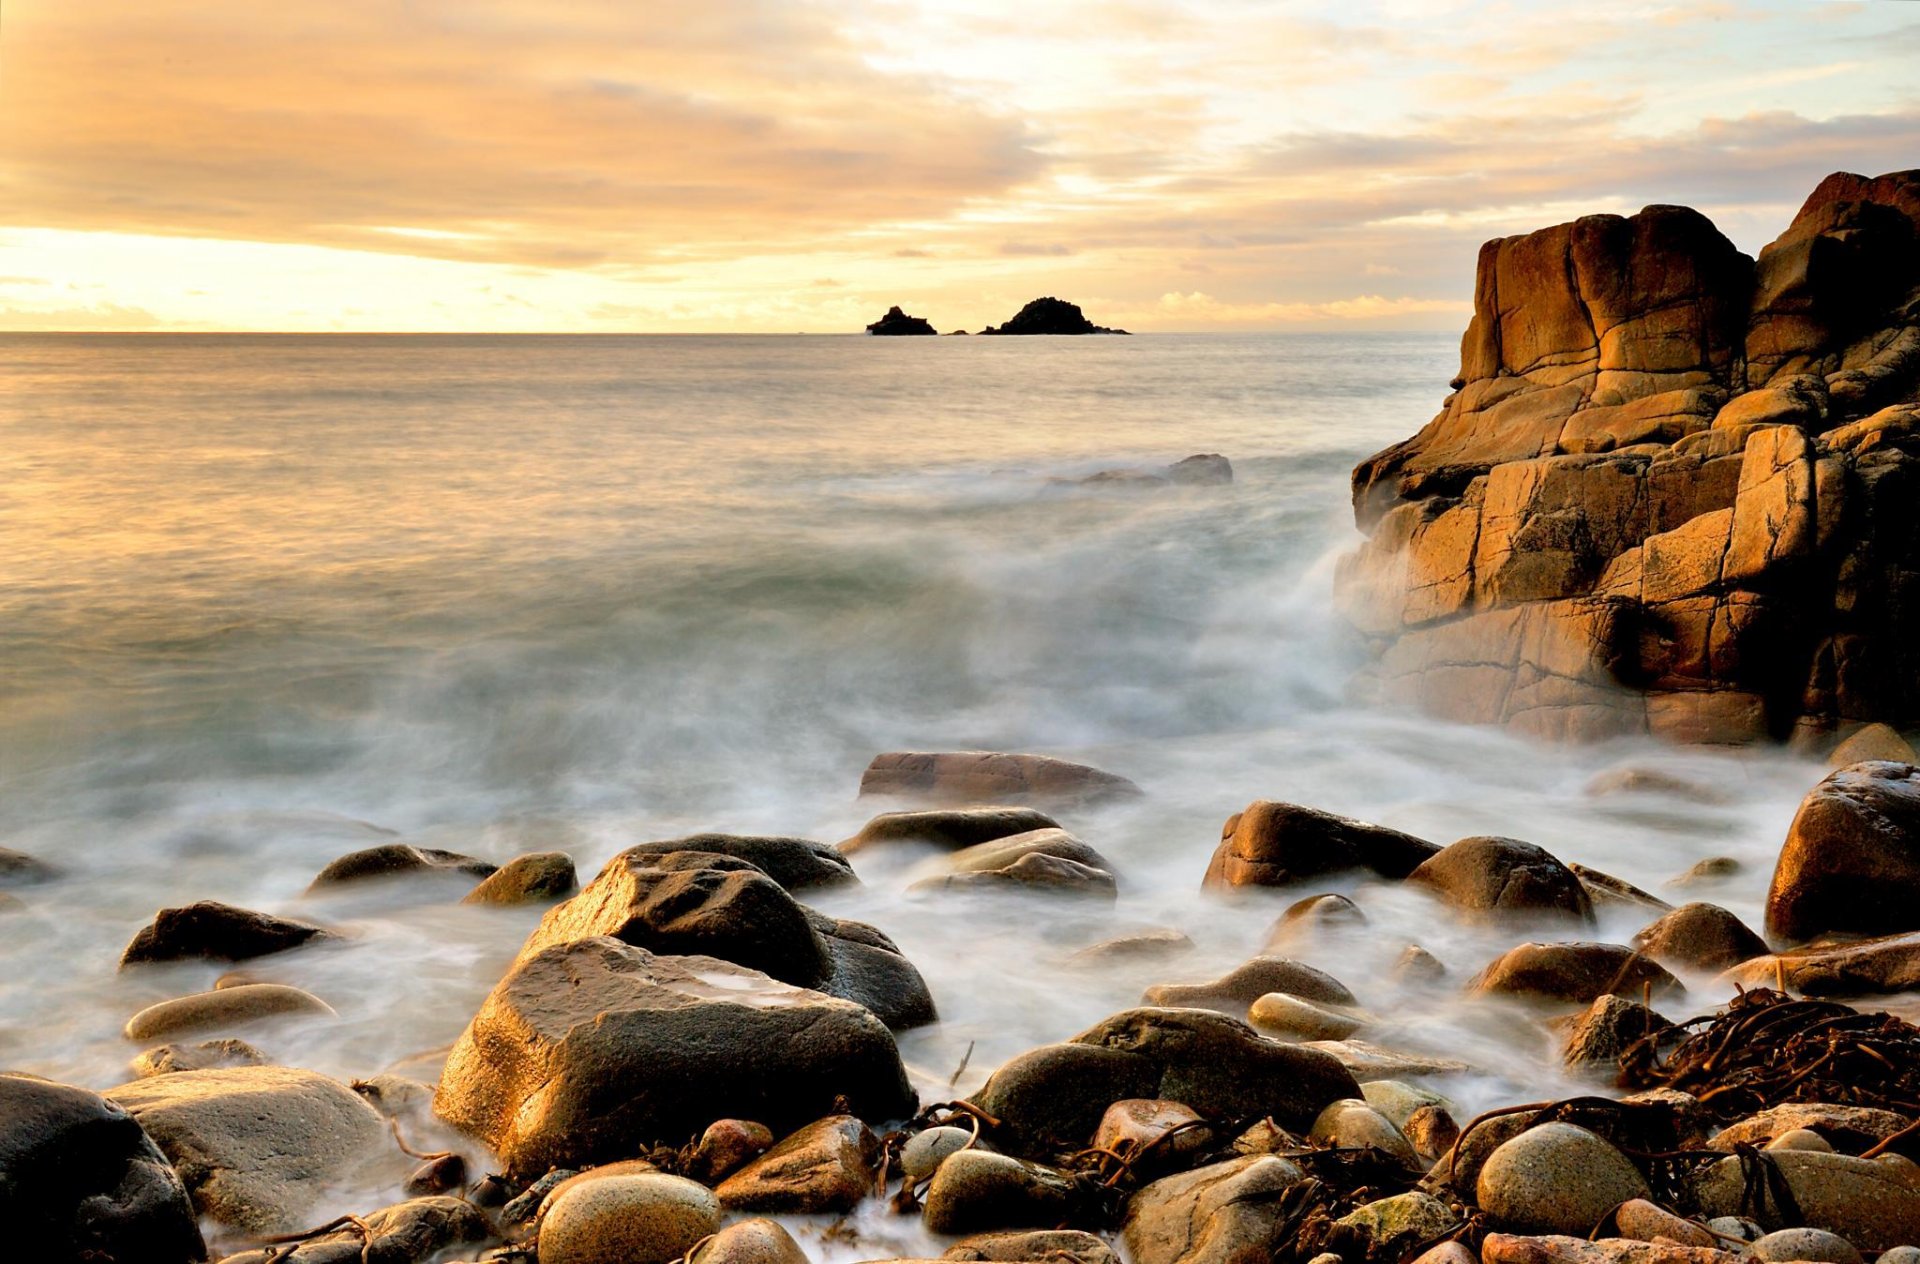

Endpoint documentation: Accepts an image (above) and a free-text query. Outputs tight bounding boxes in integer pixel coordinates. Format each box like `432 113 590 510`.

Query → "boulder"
945 1230 1116 1264
715 1115 879 1214
1730 932 1920 995
514 848 932 1028
1248 991 1363 1041
1168 454 1233 486
911 828 1118 899
0 845 57 885
1560 993 1672 1073
1477 1122 1651 1235
613 834 856 891
120 901 333 967
123 983 334 1041
1830 724 1920 767
1471 942 1680 1005
1142 956 1356 1012
1752 1228 1864 1264
463 850 578 904
0 1073 207 1264
107 1065 389 1234
128 1038 268 1078
841 807 1061 855
1767 762 1920 942
218 1196 490 1264
1407 836 1594 924
691 1218 811 1264
1202 801 1437 890
1264 894 1368 953
979 297 1127 336
1708 1103 1912 1152
1633 902 1769 972
537 1172 722 1264
1123 1155 1305 1264
860 751 1140 805
867 306 937 336
307 843 495 890
1694 1148 1920 1252
432 937 915 1178
921 1151 1084 1234
969 1007 1358 1155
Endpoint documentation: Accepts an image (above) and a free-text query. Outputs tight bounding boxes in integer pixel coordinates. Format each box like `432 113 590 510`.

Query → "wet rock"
1560 993 1672 1073
911 828 1118 900
1068 929 1195 966
404 1152 468 1196
692 1217 811 1264
1570 863 1672 914
1264 893 1367 951
1707 1216 1764 1243
842 807 1061 856
867 306 937 336
716 1115 879 1214
1768 762 1920 942
499 1166 579 1223
945 1229 1116 1264
120 901 334 967
1393 944 1448 985
1124 1155 1306 1264
1730 932 1920 995
1769 1127 1834 1152
1878 1250 1920 1264
1481 1235 1745 1264
969 1007 1359 1155
350 1072 436 1120
433 937 914 1178
1304 1039 1471 1078
1360 1080 1450 1130
128 1037 268 1078
0 1073 207 1264
1477 1122 1650 1235
1752 1228 1864 1264
537 1172 722 1264
515 848 933 1028
463 850 578 904
1708 1103 1912 1151
1142 955 1356 1012
1093 1099 1210 1172
0 845 57 885
1335 1192 1460 1256
903 1126 979 1183
123 983 335 1041
1248 992 1363 1041
1410 1244 1481 1264
859 751 1141 806
1831 724 1920 768
308 843 495 890
1203 801 1437 890
107 1065 389 1234
1403 1105 1460 1163
1169 454 1233 486
1613 1198 1715 1247
922 1150 1083 1234
615 834 856 891
219 1196 489 1264
688 1119 775 1183
1428 1111 1534 1198
1694 1149 1920 1251
1407 836 1594 925
1470 941 1680 1005
1309 1098 1417 1164
1633 902 1768 972
1586 768 1730 802
1670 856 1743 888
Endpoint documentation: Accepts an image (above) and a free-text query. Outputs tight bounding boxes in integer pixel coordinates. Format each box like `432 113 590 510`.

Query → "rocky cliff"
1337 170 1920 744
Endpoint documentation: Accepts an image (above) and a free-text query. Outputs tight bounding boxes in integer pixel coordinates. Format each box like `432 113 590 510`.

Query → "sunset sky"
3 1 1917 333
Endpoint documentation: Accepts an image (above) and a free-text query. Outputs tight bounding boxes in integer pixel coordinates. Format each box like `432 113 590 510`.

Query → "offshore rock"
307 842 495 890
120 900 334 967
1338 170 1920 742
979 297 1128 335
1141 955 1357 1012
867 306 937 336
1471 941 1680 1004
1633 901 1768 972
910 827 1119 899
463 850 578 904
969 1007 1358 1155
612 833 857 891
0 1073 207 1264
1203 800 1437 890
432 937 914 1178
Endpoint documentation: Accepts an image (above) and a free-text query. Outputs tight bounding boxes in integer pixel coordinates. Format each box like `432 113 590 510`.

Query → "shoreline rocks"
859 750 1141 806
1202 801 1437 890
120 901 335 967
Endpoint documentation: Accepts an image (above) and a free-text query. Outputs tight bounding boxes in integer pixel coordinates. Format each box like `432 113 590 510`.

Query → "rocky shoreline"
13 744 1920 1263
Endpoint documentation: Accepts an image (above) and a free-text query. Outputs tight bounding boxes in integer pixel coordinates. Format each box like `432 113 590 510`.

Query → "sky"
1 0 1917 333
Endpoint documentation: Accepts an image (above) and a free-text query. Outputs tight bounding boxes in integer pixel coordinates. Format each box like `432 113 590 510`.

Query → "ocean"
0 332 1820 1247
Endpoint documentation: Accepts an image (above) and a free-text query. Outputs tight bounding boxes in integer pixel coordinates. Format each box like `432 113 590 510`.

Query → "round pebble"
1767 1127 1834 1152
1476 1122 1649 1235
1752 1228 1863 1264
537 1172 720 1264
903 1125 976 1183
1250 992 1361 1040
1876 1249 1920 1264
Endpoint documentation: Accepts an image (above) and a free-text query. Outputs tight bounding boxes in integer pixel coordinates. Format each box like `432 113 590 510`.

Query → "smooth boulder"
537 1172 722 1264
1142 956 1356 1012
1633 902 1768 972
432 937 915 1178
1202 801 1437 890
1694 1148 1920 1252
0 1073 207 1264
859 751 1140 805
120 901 333 967
123 983 334 1041
614 834 856 891
307 843 495 891
1471 942 1679 1004
1124 1155 1306 1264
463 850 578 904
841 807 1061 855
1477 1122 1650 1235
911 828 1118 899
921 1150 1084 1234
1407 837 1594 924
1767 762 1920 942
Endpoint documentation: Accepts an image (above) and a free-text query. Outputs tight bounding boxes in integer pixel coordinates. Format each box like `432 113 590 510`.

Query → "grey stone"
1476 1122 1650 1235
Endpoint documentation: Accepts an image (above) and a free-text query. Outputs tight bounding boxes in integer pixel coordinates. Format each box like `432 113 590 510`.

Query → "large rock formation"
980 297 1128 335
1338 170 1920 743
866 306 937 336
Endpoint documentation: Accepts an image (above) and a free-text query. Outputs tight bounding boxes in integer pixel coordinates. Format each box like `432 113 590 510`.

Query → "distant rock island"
865 306 936 336
980 297 1128 335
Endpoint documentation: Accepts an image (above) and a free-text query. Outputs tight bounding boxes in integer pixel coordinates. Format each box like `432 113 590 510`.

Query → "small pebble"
1766 1127 1833 1152
903 1125 976 1183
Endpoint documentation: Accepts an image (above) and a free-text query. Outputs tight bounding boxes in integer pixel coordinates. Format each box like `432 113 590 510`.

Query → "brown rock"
1124 1155 1307 1264
1612 1198 1716 1247
462 850 578 904
1202 801 1437 890
128 1038 269 1078
119 902 334 968
1767 761 1920 942
945 1230 1116 1264
307 843 495 891
910 828 1118 900
1471 942 1680 1005
1142 956 1356 1012
687 1119 775 1183
859 751 1141 805
123 984 334 1042
1830 724 1920 768
841 807 1061 855
1708 1103 1912 1152
1481 1234 1744 1264
1407 837 1594 925
1633 902 1767 972
716 1115 879 1214
1561 993 1672 1074
612 834 856 891
1730 932 1920 995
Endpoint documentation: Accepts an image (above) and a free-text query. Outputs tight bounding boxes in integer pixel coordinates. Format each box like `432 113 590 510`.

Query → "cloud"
1153 291 1470 327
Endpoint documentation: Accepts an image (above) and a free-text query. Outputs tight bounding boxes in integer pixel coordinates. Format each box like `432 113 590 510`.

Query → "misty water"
0 332 1823 1252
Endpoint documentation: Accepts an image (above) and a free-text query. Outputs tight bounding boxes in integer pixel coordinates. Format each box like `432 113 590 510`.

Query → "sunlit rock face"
1338 169 1920 744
